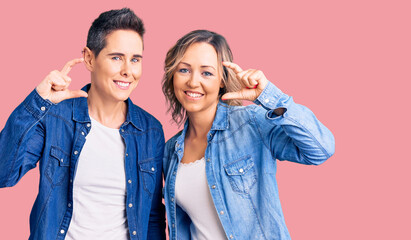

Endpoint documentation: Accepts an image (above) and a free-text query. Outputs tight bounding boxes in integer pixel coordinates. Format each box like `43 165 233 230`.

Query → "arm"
252 81 335 165
222 61 335 165
0 58 88 187
147 129 166 240
0 90 49 187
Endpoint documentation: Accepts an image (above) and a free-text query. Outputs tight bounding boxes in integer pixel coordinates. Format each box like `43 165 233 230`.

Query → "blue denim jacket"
0 85 166 240
163 82 335 240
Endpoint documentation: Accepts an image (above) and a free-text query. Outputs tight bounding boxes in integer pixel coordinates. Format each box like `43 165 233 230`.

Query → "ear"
83 47 94 72
220 79 225 88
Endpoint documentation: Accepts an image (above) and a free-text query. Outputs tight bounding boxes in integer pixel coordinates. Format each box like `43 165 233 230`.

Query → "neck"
87 86 127 129
186 102 218 139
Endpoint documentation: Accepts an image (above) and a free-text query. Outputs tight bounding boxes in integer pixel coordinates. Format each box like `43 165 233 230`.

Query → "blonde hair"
162 30 242 125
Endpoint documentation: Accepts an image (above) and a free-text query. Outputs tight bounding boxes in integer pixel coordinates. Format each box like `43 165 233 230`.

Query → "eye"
131 57 141 63
111 56 120 61
203 71 214 77
178 68 189 74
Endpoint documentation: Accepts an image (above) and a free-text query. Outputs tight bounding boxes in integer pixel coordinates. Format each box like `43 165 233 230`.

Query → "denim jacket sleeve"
251 81 335 165
0 89 52 187
147 129 167 240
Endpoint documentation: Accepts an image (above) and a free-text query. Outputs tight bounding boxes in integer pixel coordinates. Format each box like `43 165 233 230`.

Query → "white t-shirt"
175 157 226 240
66 117 129 240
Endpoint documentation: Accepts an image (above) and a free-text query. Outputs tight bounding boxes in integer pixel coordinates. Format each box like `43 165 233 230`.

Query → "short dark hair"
87 8 145 57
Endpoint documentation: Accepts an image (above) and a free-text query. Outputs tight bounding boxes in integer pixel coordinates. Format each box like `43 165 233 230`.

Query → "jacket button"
87 123 91 127
211 185 216 189
132 231 137 235
220 211 224 215
128 203 133 208
60 229 65 234
239 168 244 173
230 234 234 239
74 151 78 155
40 106 46 111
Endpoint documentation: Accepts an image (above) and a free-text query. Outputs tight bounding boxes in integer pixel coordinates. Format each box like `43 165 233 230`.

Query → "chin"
113 92 131 102
116 88 135 100
182 104 204 114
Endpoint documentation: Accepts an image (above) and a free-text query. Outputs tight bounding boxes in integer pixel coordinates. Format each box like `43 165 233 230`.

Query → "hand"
36 58 88 104
221 62 269 102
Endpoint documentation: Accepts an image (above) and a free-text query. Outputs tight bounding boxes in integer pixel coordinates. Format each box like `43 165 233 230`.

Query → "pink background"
0 0 410 239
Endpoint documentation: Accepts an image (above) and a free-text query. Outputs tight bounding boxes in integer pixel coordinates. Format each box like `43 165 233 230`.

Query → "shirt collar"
174 100 230 153
210 100 230 131
178 100 230 135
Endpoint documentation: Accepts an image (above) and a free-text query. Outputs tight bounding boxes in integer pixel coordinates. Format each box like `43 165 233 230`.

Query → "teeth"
186 92 202 98
116 81 130 87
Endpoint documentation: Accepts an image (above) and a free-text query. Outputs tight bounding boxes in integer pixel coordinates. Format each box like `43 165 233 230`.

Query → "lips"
184 91 204 99
113 80 131 89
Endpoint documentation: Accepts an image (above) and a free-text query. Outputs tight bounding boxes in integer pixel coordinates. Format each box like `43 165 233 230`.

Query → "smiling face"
173 42 223 116
86 29 143 103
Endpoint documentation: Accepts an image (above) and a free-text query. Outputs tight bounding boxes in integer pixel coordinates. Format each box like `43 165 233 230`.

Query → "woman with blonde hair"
162 29 335 240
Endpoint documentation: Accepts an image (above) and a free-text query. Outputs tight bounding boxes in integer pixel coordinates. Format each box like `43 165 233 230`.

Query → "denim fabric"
163 82 335 240
0 85 166 240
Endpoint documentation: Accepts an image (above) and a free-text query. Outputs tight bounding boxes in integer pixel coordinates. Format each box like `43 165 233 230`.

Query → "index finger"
223 61 243 74
61 58 84 75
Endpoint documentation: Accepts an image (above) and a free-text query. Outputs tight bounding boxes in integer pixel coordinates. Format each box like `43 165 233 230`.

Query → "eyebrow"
107 52 143 58
180 61 216 70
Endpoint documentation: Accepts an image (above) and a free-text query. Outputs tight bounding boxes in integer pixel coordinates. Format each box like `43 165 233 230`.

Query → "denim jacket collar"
72 84 143 131
174 100 230 150
210 100 230 131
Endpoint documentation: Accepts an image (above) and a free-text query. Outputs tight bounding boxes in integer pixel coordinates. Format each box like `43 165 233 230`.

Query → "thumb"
67 90 88 99
221 91 245 101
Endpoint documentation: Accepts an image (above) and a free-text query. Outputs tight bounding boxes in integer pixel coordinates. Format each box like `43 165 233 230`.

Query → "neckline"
179 157 205 167
90 116 120 131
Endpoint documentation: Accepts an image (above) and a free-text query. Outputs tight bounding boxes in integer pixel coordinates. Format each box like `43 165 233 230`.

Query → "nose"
186 71 201 88
120 62 131 78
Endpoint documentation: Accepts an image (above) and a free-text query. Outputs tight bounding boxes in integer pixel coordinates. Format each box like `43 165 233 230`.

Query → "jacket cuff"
22 89 54 120
253 81 287 110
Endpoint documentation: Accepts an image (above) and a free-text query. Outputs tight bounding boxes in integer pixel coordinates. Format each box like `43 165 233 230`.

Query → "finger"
61 58 84 75
221 91 246 100
241 70 258 88
62 75 72 84
223 61 243 74
67 90 88 99
47 70 60 85
235 71 248 87
50 75 69 91
247 70 261 87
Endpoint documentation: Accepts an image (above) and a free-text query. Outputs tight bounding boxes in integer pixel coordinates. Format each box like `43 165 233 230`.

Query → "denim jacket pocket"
224 155 257 194
45 146 70 186
139 158 157 195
